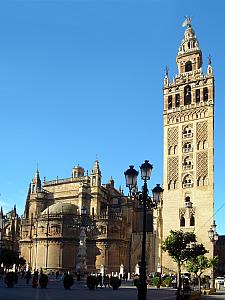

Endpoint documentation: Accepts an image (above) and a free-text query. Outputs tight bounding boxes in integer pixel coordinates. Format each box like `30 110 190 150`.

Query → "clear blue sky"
0 0 224 234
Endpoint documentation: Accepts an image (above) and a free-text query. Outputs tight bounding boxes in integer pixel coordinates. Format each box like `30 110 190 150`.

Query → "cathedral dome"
41 202 78 215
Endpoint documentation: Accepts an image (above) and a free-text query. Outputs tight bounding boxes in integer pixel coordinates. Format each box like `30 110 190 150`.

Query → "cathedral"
20 160 158 275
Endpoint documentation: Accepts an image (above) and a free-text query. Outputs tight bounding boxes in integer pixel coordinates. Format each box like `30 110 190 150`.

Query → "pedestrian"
25 270 32 285
103 274 110 288
97 273 103 288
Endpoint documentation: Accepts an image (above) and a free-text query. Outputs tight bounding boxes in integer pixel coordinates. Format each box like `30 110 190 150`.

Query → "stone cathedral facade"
20 161 157 275
162 19 214 272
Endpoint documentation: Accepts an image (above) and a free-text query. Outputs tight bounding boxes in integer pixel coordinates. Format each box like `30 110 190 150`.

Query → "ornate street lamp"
208 220 218 289
124 160 163 300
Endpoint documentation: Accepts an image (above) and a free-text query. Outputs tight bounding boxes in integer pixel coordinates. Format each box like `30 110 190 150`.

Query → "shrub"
153 276 160 288
87 275 97 290
4 272 15 288
63 274 74 290
110 276 121 290
163 276 172 287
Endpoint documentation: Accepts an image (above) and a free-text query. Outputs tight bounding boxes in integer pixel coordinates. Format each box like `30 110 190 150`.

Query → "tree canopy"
0 249 26 269
162 230 207 266
162 230 208 300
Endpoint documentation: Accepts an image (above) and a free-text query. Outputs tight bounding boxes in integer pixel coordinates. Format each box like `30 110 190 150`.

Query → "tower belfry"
162 20 214 272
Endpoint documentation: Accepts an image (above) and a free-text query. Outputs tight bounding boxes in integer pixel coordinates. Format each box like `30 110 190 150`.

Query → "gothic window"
183 126 192 138
183 174 193 188
168 95 172 109
174 180 177 189
203 87 208 101
168 180 177 190
180 216 185 227
190 215 195 226
174 145 177 154
175 94 180 107
184 85 191 105
203 176 208 186
203 140 208 149
183 157 192 169
185 196 190 203
196 89 200 103
183 142 192 153
185 195 192 208
185 61 192 72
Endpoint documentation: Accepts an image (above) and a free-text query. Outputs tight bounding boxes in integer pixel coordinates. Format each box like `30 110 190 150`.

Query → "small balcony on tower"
182 175 193 189
183 126 193 139
183 142 193 153
183 156 193 170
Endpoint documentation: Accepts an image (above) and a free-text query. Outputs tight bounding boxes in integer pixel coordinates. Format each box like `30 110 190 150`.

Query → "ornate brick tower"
162 19 214 272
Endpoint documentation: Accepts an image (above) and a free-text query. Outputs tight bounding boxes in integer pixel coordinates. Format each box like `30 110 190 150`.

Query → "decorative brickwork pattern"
168 127 178 146
196 121 208 142
188 207 196 218
179 208 186 217
196 151 208 178
168 157 178 182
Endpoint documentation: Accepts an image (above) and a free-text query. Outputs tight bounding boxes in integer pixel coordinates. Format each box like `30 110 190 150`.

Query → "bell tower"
162 19 214 272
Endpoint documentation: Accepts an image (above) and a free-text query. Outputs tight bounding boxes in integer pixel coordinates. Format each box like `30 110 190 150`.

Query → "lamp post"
124 160 163 300
208 221 218 289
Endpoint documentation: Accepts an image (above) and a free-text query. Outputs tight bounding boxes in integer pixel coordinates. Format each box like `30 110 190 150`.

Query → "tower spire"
176 20 202 75
31 168 42 193
91 160 102 187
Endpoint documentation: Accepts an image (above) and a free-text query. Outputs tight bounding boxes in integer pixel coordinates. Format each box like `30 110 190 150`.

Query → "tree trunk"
176 262 181 300
198 276 201 292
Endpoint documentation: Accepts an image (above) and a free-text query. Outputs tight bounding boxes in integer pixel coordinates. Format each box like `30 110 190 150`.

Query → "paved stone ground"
0 278 177 300
1 278 225 300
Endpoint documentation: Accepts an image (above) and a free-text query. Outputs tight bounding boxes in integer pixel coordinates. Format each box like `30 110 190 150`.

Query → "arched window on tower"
168 95 172 109
175 94 180 107
183 156 192 170
174 180 177 189
185 61 192 72
185 195 192 208
190 215 195 226
180 216 185 227
203 87 208 101
183 126 193 138
183 142 192 153
183 174 193 188
184 85 191 105
196 89 200 103
185 196 191 202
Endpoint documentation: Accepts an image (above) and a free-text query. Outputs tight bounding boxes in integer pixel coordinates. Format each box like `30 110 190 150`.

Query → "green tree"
17 257 26 269
0 249 19 269
162 230 207 300
186 255 219 292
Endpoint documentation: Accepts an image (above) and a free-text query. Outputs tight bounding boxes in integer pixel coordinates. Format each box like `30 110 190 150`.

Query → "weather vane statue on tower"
182 16 191 27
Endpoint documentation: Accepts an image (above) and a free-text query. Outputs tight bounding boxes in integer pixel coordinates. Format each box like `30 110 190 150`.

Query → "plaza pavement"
0 278 225 300
0 278 177 300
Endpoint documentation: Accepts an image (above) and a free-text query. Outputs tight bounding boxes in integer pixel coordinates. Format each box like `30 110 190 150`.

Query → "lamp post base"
137 282 147 300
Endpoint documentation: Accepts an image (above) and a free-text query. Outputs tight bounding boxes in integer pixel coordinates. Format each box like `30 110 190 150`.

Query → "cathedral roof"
41 202 78 215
